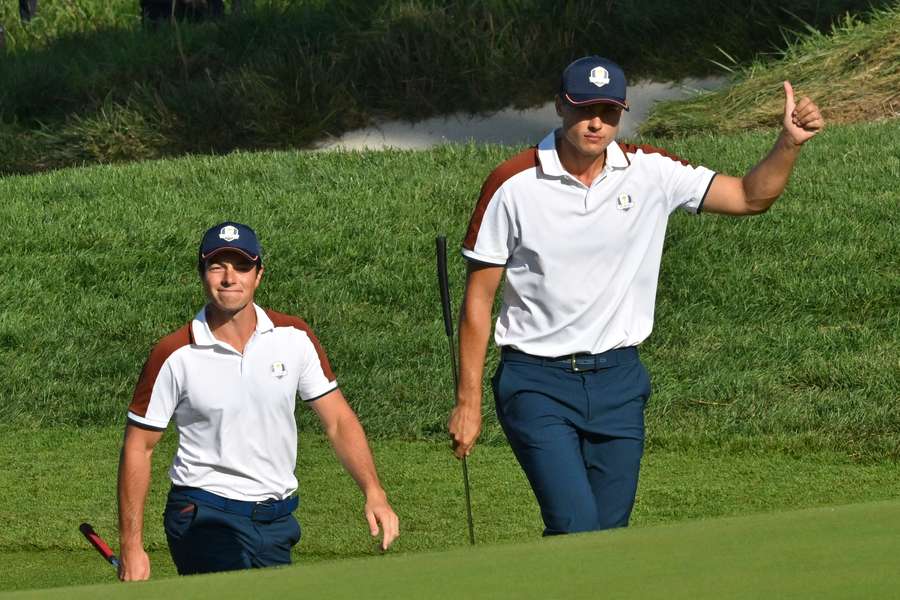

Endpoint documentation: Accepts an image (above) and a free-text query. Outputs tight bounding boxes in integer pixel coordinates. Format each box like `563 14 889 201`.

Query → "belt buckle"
570 355 580 372
252 499 277 521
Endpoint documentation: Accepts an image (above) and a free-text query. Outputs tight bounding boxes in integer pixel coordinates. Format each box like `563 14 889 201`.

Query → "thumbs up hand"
782 81 825 145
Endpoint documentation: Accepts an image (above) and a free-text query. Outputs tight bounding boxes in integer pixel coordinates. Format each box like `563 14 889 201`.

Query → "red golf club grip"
79 522 120 568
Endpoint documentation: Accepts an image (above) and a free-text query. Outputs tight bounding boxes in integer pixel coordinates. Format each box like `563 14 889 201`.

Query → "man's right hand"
450 262 502 459
118 424 162 582
118 546 151 581
448 402 482 459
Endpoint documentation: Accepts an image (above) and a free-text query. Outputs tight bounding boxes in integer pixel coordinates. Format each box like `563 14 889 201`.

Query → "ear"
555 95 564 117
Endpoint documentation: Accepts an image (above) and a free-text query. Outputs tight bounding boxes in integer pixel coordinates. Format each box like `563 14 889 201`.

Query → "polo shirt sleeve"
461 185 515 266
661 158 717 215
296 331 338 402
127 326 192 430
127 355 179 431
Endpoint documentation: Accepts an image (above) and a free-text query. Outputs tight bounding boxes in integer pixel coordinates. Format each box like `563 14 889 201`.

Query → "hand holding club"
449 403 482 459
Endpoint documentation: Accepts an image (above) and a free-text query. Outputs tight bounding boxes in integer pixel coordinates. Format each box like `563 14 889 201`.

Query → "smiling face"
201 250 263 317
555 96 623 162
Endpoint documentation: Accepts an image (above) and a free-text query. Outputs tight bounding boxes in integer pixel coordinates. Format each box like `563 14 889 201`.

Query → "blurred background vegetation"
1 0 896 173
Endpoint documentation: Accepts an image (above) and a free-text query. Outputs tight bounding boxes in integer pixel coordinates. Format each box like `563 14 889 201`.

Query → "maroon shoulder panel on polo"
265 309 336 382
463 147 540 251
129 324 193 417
618 142 691 166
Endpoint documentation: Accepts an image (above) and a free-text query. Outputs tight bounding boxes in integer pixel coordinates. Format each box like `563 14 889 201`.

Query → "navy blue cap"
560 56 629 111
199 221 262 265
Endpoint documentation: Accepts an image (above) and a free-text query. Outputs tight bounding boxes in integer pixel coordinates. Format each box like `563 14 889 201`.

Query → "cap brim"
564 93 630 111
201 247 259 262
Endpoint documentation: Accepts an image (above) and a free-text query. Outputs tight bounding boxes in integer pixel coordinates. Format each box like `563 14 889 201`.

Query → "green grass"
641 3 900 137
2 3 897 596
1 119 897 456
4 494 900 597
1 428 899 592
0 0 894 173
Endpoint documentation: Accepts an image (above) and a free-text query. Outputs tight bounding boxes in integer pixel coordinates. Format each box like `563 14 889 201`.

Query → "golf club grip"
436 236 454 338
79 522 119 567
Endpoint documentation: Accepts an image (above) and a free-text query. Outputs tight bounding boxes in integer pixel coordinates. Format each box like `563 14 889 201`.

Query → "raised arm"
117 423 164 581
703 81 825 216
448 262 504 459
309 389 399 550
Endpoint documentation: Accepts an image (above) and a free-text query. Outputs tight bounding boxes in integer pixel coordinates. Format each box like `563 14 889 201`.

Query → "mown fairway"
3 432 900 592
4 500 900 599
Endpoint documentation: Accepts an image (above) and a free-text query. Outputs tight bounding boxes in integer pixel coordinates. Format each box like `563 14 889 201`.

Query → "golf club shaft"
447 332 475 545
461 454 474 545
436 235 475 546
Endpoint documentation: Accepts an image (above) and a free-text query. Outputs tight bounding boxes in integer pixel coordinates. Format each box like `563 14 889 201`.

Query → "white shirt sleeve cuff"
302 382 339 402
127 411 169 430
461 248 508 266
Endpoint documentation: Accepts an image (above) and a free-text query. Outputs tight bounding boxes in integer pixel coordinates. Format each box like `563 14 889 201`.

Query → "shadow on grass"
0 0 895 174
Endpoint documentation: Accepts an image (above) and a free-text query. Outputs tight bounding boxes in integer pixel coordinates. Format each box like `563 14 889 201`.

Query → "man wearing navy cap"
118 221 399 580
449 56 824 535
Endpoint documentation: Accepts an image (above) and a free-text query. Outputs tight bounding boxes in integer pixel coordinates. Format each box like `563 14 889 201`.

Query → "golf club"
79 522 120 570
436 235 475 546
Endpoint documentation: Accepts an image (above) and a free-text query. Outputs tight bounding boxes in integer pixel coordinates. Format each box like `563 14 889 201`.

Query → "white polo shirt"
127 304 338 501
462 131 716 357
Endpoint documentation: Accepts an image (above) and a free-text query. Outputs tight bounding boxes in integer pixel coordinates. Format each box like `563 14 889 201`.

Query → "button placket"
584 168 611 210
240 332 259 377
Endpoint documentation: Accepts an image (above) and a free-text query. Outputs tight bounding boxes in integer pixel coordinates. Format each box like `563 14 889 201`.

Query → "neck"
205 302 257 353
556 132 608 186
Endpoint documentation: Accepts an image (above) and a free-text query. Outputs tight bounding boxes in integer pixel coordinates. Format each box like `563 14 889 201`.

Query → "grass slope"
5 500 900 598
2 429 900 592
641 3 900 136
1 120 897 456
0 0 894 173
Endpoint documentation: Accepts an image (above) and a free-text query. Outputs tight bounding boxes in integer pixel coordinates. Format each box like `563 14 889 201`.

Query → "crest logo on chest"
271 361 287 378
616 193 634 211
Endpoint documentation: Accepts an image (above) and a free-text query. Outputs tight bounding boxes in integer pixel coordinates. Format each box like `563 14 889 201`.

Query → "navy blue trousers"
164 487 301 575
493 347 650 535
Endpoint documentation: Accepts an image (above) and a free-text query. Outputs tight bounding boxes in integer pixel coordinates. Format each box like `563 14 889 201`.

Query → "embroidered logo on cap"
271 361 287 378
219 225 240 242
589 67 610 88
616 193 634 210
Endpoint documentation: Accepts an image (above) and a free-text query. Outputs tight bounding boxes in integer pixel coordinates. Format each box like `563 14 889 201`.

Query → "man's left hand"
365 491 399 551
782 80 825 145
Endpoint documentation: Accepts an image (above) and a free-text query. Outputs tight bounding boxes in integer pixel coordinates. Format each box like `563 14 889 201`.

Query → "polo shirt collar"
191 303 273 347
536 129 629 178
605 138 630 169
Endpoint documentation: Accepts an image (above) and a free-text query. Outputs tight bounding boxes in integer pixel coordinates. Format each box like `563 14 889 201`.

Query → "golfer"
449 56 824 535
118 221 399 580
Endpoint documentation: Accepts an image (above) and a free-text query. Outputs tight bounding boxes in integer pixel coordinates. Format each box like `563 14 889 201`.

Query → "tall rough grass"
0 0 893 173
1 120 897 458
640 4 900 136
